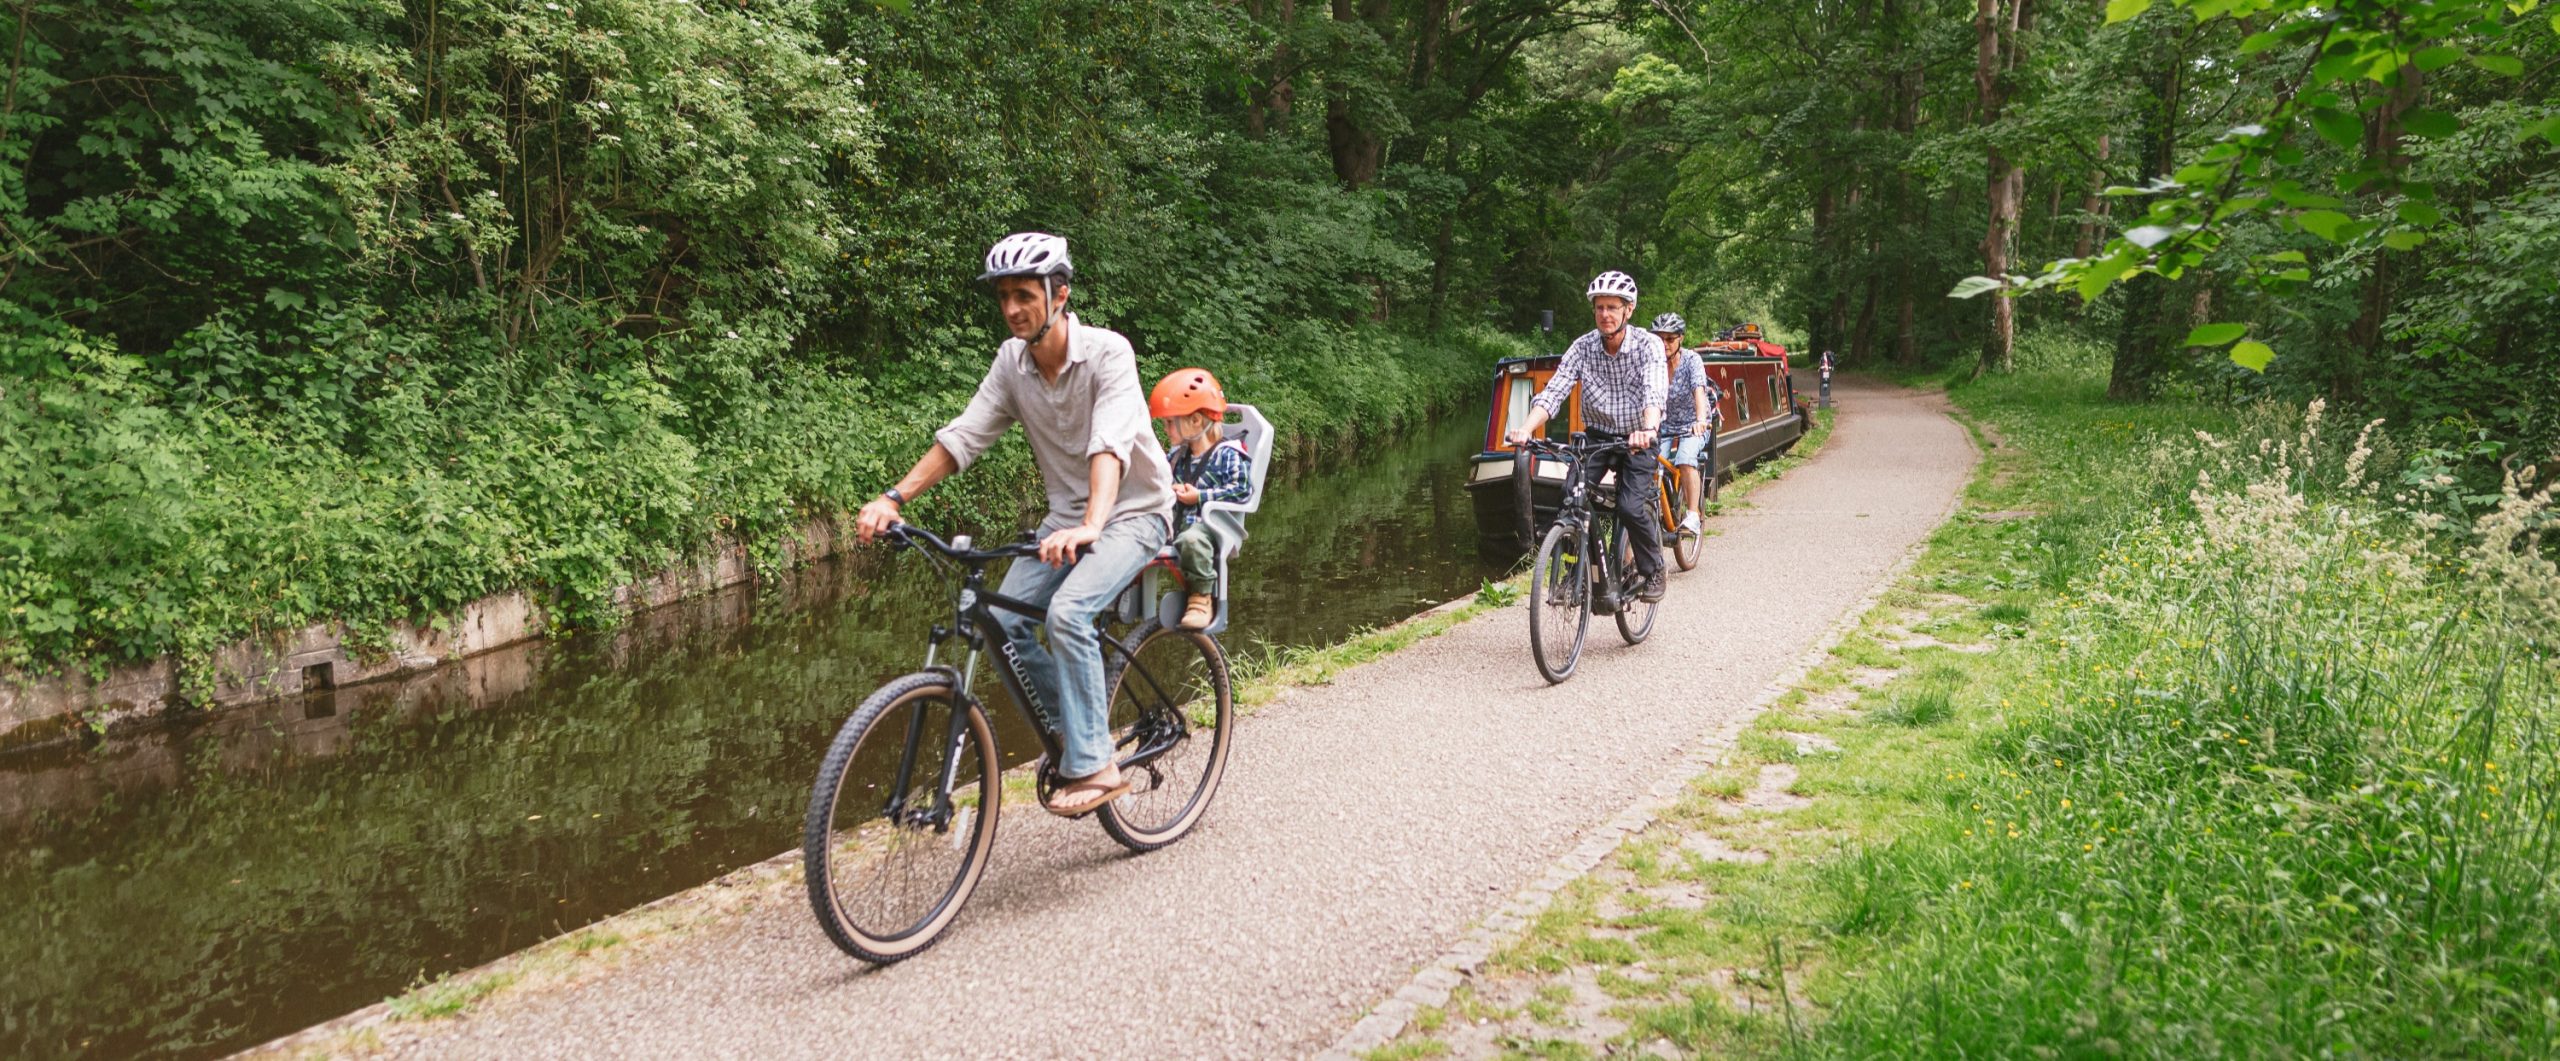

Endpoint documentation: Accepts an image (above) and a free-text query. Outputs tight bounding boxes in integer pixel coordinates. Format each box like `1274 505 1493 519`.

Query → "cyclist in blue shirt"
1648 312 1711 534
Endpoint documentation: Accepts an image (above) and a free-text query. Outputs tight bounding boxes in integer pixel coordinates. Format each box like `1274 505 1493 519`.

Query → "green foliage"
0 0 1572 678
1805 366 2560 1057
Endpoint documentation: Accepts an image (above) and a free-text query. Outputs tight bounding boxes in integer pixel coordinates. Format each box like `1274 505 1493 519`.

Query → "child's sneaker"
1180 593 1216 630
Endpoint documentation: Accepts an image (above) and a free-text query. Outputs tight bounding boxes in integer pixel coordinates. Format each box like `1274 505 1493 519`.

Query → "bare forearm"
891 445 961 500
1084 452 1124 530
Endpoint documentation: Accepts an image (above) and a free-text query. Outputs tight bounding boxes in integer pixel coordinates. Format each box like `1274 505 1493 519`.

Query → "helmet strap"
1024 275 1067 348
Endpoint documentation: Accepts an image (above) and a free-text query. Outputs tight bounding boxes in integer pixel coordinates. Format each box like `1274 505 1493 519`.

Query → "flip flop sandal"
1043 775 1130 818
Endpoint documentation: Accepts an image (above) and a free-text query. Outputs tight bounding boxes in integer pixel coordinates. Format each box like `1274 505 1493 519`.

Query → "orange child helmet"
1148 367 1228 418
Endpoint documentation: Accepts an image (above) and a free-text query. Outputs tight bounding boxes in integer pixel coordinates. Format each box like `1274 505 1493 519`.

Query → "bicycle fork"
885 637 986 835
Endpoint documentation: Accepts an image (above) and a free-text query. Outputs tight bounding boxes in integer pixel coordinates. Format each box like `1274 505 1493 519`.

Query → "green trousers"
1174 521 1225 593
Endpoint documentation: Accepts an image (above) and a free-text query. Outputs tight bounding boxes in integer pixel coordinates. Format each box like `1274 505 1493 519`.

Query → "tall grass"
1816 382 2560 1056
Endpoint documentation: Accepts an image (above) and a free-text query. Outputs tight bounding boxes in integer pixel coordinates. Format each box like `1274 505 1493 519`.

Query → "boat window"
1506 376 1537 442
1736 376 1751 423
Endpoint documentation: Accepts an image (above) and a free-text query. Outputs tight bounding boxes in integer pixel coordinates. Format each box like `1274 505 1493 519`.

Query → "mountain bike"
1521 434 1661 684
801 524 1234 963
1511 437 1702 572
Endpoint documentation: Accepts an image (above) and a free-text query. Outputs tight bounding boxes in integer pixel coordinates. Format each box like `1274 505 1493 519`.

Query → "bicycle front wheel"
1614 521 1659 645
803 673 1000 964
1529 521 1592 683
1098 620 1235 851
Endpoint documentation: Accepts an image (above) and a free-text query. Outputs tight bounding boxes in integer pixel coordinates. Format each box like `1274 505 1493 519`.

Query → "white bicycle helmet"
979 232 1074 282
1649 312 1687 334
1587 270 1639 306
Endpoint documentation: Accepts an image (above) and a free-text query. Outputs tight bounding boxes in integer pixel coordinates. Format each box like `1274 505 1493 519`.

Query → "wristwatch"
880 487 906 505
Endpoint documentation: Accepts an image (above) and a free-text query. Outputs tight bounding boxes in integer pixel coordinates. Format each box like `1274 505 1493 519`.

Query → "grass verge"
1373 366 2559 1059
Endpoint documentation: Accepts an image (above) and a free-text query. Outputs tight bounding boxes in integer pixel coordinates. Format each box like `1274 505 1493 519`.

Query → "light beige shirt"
934 316 1174 534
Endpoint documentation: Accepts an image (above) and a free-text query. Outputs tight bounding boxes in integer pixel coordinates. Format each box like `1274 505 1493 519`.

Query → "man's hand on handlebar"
1039 523 1100 567
1629 428 1656 450
855 496 903 544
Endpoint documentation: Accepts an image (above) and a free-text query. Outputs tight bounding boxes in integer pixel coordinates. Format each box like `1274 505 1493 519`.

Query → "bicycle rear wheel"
1667 467 1703 572
1529 521 1592 684
1614 521 1658 644
803 673 1000 964
1098 620 1235 851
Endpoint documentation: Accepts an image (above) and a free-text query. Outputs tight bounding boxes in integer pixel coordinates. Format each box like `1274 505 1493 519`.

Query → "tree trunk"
1806 182 1838 355
1890 2 1923 366
1324 0 1388 187
2075 133 2109 260
1975 0 2014 376
2107 14 2182 401
2342 65 2423 400
1852 268 1881 362
1273 0 1296 129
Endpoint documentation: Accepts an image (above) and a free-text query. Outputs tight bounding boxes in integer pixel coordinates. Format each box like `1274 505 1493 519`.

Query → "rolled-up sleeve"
1531 350 1581 419
933 363 1015 472
1642 338 1669 415
1084 344 1150 468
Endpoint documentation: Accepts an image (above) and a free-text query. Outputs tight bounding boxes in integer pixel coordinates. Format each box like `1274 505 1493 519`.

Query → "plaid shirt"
1532 328 1667 435
1169 438 1251 529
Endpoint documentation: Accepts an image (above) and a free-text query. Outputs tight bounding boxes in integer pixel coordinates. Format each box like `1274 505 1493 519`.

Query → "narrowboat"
1465 340 1809 555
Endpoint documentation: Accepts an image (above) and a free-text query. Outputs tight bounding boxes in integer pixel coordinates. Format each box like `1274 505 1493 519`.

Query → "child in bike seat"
1150 368 1251 630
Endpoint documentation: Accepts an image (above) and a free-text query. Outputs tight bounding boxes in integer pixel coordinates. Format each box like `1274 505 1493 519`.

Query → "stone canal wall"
0 515 855 751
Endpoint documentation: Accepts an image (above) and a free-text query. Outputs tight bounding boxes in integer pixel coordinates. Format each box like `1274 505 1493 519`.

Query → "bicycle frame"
1528 435 1644 606
884 526 1191 827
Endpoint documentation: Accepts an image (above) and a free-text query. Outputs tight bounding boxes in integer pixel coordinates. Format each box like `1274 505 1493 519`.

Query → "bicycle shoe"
1639 572 1668 602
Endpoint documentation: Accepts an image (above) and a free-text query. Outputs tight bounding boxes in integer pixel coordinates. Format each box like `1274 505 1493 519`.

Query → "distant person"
1152 368 1251 630
1506 271 1670 602
1648 312 1710 534
853 232 1173 817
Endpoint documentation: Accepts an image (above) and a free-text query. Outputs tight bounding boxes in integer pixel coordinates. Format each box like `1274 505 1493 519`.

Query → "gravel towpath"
329 376 1972 1060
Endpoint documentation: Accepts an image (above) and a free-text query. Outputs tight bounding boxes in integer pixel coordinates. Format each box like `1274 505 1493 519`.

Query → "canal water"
0 406 1508 1060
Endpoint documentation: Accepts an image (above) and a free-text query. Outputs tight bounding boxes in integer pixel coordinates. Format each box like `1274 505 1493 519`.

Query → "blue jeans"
993 514 1169 778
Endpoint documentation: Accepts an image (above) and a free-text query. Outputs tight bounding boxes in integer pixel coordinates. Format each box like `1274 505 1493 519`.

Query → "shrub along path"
257 377 1973 1059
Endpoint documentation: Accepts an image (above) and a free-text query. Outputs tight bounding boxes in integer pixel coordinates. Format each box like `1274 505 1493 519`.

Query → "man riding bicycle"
1506 270 1670 602
853 232 1175 817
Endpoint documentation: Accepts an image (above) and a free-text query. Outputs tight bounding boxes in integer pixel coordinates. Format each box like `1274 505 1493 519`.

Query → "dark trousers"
1580 433 1663 582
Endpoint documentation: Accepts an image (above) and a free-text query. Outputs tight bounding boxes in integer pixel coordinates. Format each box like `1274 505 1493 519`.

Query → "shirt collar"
1012 314 1086 373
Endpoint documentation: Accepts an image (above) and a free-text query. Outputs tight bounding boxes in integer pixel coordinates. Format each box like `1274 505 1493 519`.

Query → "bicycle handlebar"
887 523 1045 563
1518 435 1632 460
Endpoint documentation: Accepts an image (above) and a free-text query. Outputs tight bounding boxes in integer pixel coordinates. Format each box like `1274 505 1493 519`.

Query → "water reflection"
0 405 1504 1060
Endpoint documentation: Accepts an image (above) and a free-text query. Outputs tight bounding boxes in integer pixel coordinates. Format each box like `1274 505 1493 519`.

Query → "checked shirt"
1531 327 1668 435
1169 439 1251 530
